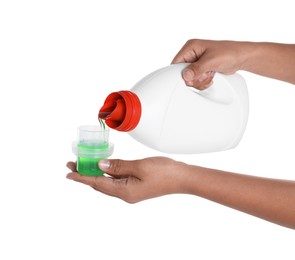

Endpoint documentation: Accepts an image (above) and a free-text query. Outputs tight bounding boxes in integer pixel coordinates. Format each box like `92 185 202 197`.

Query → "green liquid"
77 143 109 176
99 118 106 130
77 157 104 176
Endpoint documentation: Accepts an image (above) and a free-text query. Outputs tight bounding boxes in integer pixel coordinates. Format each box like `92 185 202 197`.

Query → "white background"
0 0 294 259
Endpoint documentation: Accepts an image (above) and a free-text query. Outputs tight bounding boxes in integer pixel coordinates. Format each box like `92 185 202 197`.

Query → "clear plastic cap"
77 125 109 145
72 125 114 158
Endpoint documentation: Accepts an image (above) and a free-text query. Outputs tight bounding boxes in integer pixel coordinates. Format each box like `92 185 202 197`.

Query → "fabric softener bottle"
99 63 249 154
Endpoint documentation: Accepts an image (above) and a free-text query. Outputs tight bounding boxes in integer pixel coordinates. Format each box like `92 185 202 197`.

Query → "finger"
183 69 212 88
193 71 215 90
171 39 204 64
184 57 209 78
66 161 76 172
99 159 143 179
66 172 97 186
172 45 197 64
66 172 121 197
182 58 215 90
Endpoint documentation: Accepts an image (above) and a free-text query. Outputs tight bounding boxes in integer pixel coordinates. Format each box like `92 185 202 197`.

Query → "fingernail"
197 73 209 82
183 68 195 81
99 160 110 169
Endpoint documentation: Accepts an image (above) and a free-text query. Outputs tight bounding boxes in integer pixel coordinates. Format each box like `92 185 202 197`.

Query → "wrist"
238 41 261 71
173 162 202 195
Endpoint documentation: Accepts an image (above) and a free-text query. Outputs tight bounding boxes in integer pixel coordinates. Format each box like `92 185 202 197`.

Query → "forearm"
180 164 295 229
242 42 295 84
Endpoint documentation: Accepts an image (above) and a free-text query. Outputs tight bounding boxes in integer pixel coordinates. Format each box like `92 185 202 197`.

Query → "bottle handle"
189 73 234 104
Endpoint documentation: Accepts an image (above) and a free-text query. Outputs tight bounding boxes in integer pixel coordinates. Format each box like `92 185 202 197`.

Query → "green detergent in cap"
72 122 114 176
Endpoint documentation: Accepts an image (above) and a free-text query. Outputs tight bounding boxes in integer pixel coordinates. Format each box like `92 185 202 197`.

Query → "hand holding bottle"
172 39 295 89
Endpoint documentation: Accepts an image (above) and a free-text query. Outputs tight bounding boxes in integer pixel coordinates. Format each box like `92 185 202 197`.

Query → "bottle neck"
98 90 141 132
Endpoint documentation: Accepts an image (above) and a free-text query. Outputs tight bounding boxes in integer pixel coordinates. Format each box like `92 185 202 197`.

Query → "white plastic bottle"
99 63 249 154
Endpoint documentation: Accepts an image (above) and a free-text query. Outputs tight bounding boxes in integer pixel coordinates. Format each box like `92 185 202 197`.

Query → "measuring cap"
98 91 141 131
72 125 114 176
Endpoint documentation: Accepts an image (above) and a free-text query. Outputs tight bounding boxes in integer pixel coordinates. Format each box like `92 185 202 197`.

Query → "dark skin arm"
67 157 295 229
67 39 295 229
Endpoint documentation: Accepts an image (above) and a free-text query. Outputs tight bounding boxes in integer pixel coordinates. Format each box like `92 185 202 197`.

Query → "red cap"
98 91 141 132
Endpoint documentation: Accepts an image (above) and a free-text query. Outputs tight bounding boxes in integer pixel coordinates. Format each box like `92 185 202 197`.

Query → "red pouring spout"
98 91 141 132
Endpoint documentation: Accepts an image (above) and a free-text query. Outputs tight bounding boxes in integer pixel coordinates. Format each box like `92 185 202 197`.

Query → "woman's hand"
172 39 295 89
66 157 189 203
67 156 295 229
172 39 249 89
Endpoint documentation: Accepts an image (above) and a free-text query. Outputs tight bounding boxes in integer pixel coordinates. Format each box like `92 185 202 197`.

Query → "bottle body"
100 63 249 154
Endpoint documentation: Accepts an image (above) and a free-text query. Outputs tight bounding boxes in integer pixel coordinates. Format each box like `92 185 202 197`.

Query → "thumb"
66 159 141 200
99 159 140 178
182 58 215 90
